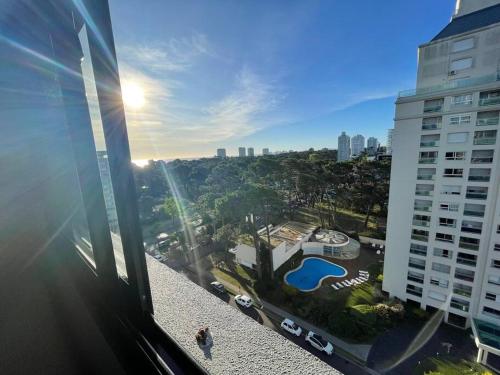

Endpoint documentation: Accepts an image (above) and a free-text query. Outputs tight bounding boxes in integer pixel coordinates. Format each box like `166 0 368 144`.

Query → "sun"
122 81 145 109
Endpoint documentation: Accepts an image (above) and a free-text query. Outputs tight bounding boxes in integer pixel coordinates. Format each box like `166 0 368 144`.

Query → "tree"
162 197 179 225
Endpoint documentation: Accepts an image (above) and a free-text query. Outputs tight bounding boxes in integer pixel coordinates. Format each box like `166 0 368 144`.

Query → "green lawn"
413 356 492 375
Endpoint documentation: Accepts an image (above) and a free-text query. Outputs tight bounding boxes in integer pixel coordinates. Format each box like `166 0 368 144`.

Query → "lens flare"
122 81 145 109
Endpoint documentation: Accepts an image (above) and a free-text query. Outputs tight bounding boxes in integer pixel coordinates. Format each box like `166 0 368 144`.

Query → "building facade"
351 134 365 157
247 147 255 157
383 0 500 367
262 148 270 155
216 148 226 158
337 132 351 161
238 147 246 157
367 137 379 156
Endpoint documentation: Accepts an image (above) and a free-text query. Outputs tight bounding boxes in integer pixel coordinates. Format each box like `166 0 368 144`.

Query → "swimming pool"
284 257 347 292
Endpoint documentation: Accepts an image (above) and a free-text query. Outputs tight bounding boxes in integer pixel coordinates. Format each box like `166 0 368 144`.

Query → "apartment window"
413 214 431 227
457 252 477 267
445 151 465 160
459 236 480 251
474 130 497 145
440 202 459 212
466 186 488 200
424 98 444 113
486 292 499 302
433 248 453 259
409 257 426 270
461 220 482 234
449 114 471 126
476 110 499 126
450 297 469 312
417 168 436 180
479 90 500 106
414 199 432 212
412 229 429 242
428 291 448 302
450 57 472 73
497 225 500 234
406 284 423 297
463 203 485 217
410 243 428 256
435 233 454 243
415 184 434 196
430 276 449 288
439 217 456 228
419 151 438 164
453 282 472 297
471 149 494 164
452 38 474 53
494 244 500 252
447 132 468 144
422 117 442 130
483 306 500 318
489 275 500 286
492 259 500 269
456 268 475 282
407 271 425 284
451 94 473 107
441 185 461 196
420 134 440 147
443 168 463 177
432 262 451 274
468 168 491 182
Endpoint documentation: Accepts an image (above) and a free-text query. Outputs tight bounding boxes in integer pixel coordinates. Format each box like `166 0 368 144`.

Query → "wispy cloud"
118 32 215 73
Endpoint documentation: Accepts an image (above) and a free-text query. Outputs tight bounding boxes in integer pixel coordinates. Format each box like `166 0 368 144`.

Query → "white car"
305 331 334 355
235 294 253 308
280 319 302 336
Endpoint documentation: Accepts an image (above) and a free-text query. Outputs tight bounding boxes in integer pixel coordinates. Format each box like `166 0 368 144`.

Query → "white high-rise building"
337 132 351 161
367 137 380 156
351 134 365 157
238 147 246 157
383 0 500 366
247 147 255 157
216 148 226 158
262 148 270 155
386 129 394 155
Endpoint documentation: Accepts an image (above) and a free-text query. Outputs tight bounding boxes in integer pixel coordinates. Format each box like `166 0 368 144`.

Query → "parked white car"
305 331 334 355
234 294 253 308
280 319 302 336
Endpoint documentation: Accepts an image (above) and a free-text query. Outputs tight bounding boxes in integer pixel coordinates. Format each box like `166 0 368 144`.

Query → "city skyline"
109 0 455 160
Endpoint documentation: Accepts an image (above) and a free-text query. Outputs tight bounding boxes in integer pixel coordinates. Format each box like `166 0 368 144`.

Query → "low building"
229 244 257 269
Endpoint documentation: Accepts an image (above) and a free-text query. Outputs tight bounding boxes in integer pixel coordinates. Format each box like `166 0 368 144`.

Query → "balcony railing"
453 287 472 298
411 234 428 242
463 210 484 217
419 158 437 164
466 192 487 200
422 123 441 130
461 226 482 234
406 288 423 297
416 191 433 197
476 117 499 126
420 141 439 147
450 301 469 312
417 175 435 180
479 97 500 106
474 138 496 145
414 205 432 212
459 241 479 251
455 272 474 282
423 105 443 113
413 220 430 227
457 258 477 267
468 175 490 182
398 74 499 98
471 157 493 164
407 275 424 284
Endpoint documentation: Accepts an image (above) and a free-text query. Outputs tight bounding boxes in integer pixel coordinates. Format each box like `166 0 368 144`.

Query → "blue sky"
109 0 455 160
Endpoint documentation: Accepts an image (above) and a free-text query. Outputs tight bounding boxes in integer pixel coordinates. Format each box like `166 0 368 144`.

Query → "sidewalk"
261 300 374 365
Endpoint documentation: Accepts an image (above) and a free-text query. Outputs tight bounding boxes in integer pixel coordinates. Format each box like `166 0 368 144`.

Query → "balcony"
468 175 490 182
407 275 424 284
417 174 435 181
398 73 499 98
422 123 441 131
479 94 500 107
459 239 480 251
423 105 443 113
419 157 437 164
471 157 493 164
455 271 475 282
414 205 432 212
463 210 484 218
474 130 497 145
457 256 477 268
473 137 496 145
413 219 430 227
453 284 472 298
406 285 423 297
476 111 499 126
411 234 428 242
450 299 470 312
415 191 433 197
420 141 439 147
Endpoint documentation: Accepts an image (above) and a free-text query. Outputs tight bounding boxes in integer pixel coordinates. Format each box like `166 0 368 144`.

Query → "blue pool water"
285 257 347 292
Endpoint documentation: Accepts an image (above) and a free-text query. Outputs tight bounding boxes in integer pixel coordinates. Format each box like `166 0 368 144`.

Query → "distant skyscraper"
216 148 226 158
262 148 270 155
247 147 254 157
386 129 394 155
337 132 351 161
367 137 380 156
238 147 246 157
351 134 365 157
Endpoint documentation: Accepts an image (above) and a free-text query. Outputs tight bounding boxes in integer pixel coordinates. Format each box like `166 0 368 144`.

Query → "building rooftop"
432 3 500 41
265 221 317 248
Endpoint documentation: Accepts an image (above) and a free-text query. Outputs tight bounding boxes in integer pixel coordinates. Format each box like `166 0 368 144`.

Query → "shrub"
376 274 384 283
350 304 377 325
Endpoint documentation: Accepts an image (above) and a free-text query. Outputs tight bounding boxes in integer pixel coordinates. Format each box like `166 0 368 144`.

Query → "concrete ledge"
147 256 342 374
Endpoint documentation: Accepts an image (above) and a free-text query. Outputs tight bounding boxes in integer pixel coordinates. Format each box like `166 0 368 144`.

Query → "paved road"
206 283 369 375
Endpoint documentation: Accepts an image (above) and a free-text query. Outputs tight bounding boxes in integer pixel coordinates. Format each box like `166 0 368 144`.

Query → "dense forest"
132 149 391 255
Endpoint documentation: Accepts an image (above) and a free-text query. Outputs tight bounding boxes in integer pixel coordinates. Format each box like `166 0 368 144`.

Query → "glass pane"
78 25 127 278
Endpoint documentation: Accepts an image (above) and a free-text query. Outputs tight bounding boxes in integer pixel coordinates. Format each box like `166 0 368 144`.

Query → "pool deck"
284 257 348 292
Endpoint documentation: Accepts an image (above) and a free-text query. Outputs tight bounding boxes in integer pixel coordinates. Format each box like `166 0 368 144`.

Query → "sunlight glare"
122 81 145 109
